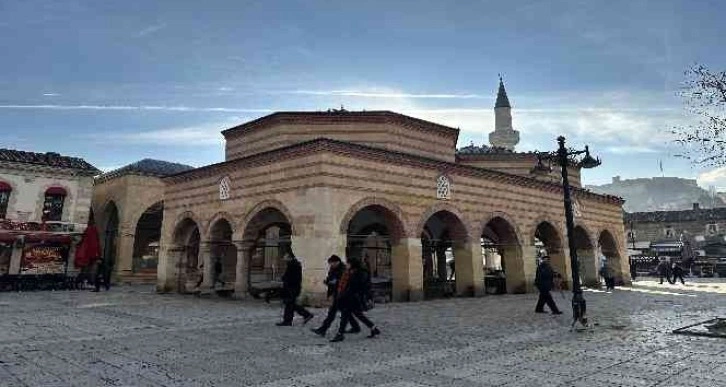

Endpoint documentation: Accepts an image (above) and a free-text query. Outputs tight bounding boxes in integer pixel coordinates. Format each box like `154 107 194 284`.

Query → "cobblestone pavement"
1 278 725 387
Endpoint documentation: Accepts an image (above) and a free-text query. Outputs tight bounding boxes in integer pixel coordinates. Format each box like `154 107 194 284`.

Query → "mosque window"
42 187 67 221
219 176 231 200
436 175 450 200
0 181 11 219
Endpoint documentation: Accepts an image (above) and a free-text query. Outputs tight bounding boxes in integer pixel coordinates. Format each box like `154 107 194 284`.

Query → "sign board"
20 243 68 274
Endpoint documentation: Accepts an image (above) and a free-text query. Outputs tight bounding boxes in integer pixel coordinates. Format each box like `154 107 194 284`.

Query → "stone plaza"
1 279 725 387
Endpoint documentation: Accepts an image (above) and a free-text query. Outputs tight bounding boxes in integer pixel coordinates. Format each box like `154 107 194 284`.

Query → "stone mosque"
92 79 628 303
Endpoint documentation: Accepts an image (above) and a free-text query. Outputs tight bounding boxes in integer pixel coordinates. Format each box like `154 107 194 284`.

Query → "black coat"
324 264 346 298
281 258 303 297
337 268 370 309
535 262 554 292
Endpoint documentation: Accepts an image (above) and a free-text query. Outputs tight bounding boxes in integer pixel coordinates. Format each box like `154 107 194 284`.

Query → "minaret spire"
488 76 519 151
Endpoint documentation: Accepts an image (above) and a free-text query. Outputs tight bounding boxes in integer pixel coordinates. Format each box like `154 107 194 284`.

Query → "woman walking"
330 257 380 342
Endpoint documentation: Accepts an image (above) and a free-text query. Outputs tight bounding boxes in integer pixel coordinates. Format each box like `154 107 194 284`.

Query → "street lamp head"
579 146 601 169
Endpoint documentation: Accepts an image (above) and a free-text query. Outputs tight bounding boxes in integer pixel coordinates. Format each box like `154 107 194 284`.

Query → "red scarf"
337 269 351 295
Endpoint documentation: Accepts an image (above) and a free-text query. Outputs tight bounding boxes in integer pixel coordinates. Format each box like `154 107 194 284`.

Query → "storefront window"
0 190 10 219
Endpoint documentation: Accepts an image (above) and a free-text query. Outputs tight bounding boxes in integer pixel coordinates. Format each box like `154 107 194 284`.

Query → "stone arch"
205 211 237 239
240 200 297 240
573 222 598 287
478 211 524 247
208 216 236 291
480 212 525 294
339 197 408 239
533 219 568 289
418 207 471 299
100 200 120 270
173 211 204 238
414 202 473 241
171 216 202 293
131 201 163 273
598 229 623 283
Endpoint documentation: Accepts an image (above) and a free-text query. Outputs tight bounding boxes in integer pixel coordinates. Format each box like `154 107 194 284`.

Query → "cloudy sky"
1 0 725 188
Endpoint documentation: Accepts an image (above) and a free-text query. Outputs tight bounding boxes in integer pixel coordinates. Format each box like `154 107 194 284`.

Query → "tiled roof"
97 159 194 182
0 148 99 174
456 143 515 155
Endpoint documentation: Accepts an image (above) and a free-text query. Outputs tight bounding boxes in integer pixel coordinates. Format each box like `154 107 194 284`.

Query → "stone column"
233 241 251 299
519 245 539 294
453 240 484 296
391 237 424 302
199 242 213 293
290 232 347 306
115 232 136 276
579 248 599 288
157 244 184 293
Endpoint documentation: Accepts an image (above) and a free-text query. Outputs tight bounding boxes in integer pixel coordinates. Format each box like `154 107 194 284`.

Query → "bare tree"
672 64 726 165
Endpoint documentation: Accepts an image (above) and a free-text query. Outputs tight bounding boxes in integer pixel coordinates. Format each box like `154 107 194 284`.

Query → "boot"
311 327 326 337
330 333 345 342
367 327 380 338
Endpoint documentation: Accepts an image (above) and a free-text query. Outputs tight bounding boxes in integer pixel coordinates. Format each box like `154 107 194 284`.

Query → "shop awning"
0 181 11 191
45 186 67 196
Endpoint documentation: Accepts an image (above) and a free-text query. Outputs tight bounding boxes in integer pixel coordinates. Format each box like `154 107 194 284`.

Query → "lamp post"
532 136 601 325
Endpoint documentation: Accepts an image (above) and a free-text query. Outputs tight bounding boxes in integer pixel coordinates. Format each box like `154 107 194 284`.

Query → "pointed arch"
414 202 473 241
339 197 408 241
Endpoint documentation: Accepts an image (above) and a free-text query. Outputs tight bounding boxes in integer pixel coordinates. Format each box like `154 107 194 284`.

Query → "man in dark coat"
276 250 314 326
534 256 562 314
657 258 672 284
311 255 361 336
672 261 686 284
330 257 380 342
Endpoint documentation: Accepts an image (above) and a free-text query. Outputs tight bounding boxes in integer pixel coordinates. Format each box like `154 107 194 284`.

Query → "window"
707 224 718 235
42 187 66 221
0 181 10 219
436 175 450 200
219 176 231 200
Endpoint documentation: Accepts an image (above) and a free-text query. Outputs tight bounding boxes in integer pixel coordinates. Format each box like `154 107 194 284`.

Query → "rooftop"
0 148 99 174
625 207 726 223
97 159 194 182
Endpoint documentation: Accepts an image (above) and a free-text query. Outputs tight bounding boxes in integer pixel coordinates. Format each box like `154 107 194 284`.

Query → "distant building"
590 176 724 212
0 148 100 275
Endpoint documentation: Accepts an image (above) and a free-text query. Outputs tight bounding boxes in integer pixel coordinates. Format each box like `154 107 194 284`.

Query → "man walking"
657 258 672 284
534 256 562 315
311 255 360 336
276 249 314 326
330 257 380 342
672 261 686 285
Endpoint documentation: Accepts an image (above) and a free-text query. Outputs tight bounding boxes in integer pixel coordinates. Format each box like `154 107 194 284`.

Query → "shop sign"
20 243 68 275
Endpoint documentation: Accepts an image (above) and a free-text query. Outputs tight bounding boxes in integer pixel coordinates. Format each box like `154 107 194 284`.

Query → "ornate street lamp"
531 136 601 327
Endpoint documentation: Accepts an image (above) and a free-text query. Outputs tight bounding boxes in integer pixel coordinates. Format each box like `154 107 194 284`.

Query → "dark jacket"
281 258 303 297
535 262 554 292
337 268 370 309
324 263 346 298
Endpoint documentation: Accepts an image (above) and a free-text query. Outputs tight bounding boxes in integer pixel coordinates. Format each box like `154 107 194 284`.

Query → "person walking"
276 249 314 326
330 257 380 342
657 258 672 284
672 261 686 285
534 256 562 315
311 255 361 336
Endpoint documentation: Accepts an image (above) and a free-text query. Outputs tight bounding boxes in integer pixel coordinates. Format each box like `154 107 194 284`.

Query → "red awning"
0 181 11 191
45 186 67 196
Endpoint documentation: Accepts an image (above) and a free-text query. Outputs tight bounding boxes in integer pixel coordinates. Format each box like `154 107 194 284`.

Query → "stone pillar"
453 240 484 296
391 237 424 302
157 244 184 293
9 241 23 275
115 232 135 276
520 245 539 294
233 241 251 299
290 232 346 305
199 242 213 293
579 248 599 288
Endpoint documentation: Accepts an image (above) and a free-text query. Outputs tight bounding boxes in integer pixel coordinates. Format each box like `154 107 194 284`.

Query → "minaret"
488 77 520 151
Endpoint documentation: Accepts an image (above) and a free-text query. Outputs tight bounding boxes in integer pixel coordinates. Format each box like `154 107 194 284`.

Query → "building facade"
0 149 99 276
91 159 192 283
138 81 629 304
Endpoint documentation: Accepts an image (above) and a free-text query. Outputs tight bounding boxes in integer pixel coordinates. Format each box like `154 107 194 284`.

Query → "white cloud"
697 167 726 191
0 104 272 113
136 22 167 37
42 93 60 97
278 89 485 99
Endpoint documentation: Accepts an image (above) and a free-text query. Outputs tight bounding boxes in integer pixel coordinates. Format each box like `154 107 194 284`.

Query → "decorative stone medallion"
436 175 450 200
219 176 231 200
573 199 582 218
